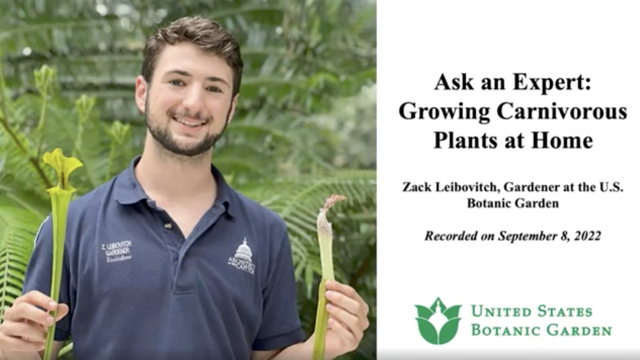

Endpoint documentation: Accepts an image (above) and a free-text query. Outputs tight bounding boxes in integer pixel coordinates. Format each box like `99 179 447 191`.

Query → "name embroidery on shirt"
101 240 132 263
228 238 255 275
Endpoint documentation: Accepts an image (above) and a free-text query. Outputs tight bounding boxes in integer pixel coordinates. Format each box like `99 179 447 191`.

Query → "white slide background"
377 1 640 359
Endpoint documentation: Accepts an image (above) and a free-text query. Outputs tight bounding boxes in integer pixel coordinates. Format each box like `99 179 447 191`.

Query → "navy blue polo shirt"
22 156 305 360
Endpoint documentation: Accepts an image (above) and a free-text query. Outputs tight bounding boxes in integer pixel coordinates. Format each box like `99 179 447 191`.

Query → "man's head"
134 16 243 158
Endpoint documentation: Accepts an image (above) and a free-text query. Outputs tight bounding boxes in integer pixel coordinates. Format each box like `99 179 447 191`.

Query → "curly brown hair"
141 16 244 96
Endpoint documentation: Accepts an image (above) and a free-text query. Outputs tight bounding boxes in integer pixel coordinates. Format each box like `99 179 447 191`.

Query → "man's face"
135 42 237 157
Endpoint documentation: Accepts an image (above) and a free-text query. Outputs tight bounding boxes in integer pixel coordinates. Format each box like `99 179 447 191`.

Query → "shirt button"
164 222 173 230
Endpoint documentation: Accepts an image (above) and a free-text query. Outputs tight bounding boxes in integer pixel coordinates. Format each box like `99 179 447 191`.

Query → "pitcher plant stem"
312 194 346 360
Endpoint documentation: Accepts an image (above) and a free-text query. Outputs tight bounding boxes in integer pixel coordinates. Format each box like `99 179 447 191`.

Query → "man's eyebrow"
165 69 230 87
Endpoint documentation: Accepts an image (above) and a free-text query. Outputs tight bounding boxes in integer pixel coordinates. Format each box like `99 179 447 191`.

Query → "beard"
144 97 230 158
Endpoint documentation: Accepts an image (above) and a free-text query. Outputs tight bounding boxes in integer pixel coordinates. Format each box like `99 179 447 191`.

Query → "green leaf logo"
415 297 462 345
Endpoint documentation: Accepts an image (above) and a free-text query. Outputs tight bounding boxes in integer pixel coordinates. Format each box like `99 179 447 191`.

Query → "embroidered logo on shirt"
228 238 255 275
101 240 132 263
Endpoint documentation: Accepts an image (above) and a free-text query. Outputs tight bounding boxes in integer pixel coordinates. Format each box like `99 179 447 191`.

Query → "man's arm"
249 221 306 356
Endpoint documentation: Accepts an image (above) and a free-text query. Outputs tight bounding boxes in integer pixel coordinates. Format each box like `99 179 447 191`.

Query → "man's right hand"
0 291 68 355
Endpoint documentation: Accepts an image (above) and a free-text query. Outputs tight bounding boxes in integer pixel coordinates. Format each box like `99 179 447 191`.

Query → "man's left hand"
320 280 370 359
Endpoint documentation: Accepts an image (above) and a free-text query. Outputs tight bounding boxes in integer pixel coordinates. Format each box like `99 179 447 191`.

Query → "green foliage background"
0 0 376 359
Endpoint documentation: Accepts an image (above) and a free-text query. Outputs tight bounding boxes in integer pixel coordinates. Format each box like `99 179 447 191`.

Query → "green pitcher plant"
41 148 83 360
312 194 346 360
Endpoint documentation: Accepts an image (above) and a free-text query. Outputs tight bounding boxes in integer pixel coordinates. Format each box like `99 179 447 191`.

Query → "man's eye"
207 87 222 93
169 80 184 86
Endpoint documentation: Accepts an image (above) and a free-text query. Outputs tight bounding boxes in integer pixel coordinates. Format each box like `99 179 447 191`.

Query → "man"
0 16 369 360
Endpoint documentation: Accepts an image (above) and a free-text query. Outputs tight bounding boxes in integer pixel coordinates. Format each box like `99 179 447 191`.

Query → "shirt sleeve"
252 220 306 350
21 214 74 342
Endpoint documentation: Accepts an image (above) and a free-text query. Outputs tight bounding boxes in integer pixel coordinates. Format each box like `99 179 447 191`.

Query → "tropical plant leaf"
0 206 43 320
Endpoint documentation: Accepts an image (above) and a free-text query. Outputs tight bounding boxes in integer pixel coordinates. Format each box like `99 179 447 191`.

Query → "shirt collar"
114 156 235 217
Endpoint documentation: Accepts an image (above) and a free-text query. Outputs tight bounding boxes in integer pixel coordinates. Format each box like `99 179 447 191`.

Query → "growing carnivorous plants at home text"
312 194 346 360
41 148 83 360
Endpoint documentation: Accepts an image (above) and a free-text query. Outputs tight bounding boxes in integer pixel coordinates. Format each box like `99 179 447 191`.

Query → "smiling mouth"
172 116 207 128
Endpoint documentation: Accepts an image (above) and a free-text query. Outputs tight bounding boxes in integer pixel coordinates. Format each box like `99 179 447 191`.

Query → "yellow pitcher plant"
41 148 83 360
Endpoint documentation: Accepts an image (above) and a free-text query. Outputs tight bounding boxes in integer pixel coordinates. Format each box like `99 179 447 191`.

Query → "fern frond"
0 181 49 217
0 126 55 193
248 170 376 211
238 170 376 287
0 206 44 320
223 121 335 173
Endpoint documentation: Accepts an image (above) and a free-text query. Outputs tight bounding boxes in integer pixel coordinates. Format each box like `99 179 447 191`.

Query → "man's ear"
226 94 239 125
134 76 148 114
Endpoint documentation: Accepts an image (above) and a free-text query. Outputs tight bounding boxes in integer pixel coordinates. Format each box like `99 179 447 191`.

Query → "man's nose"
182 85 206 116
